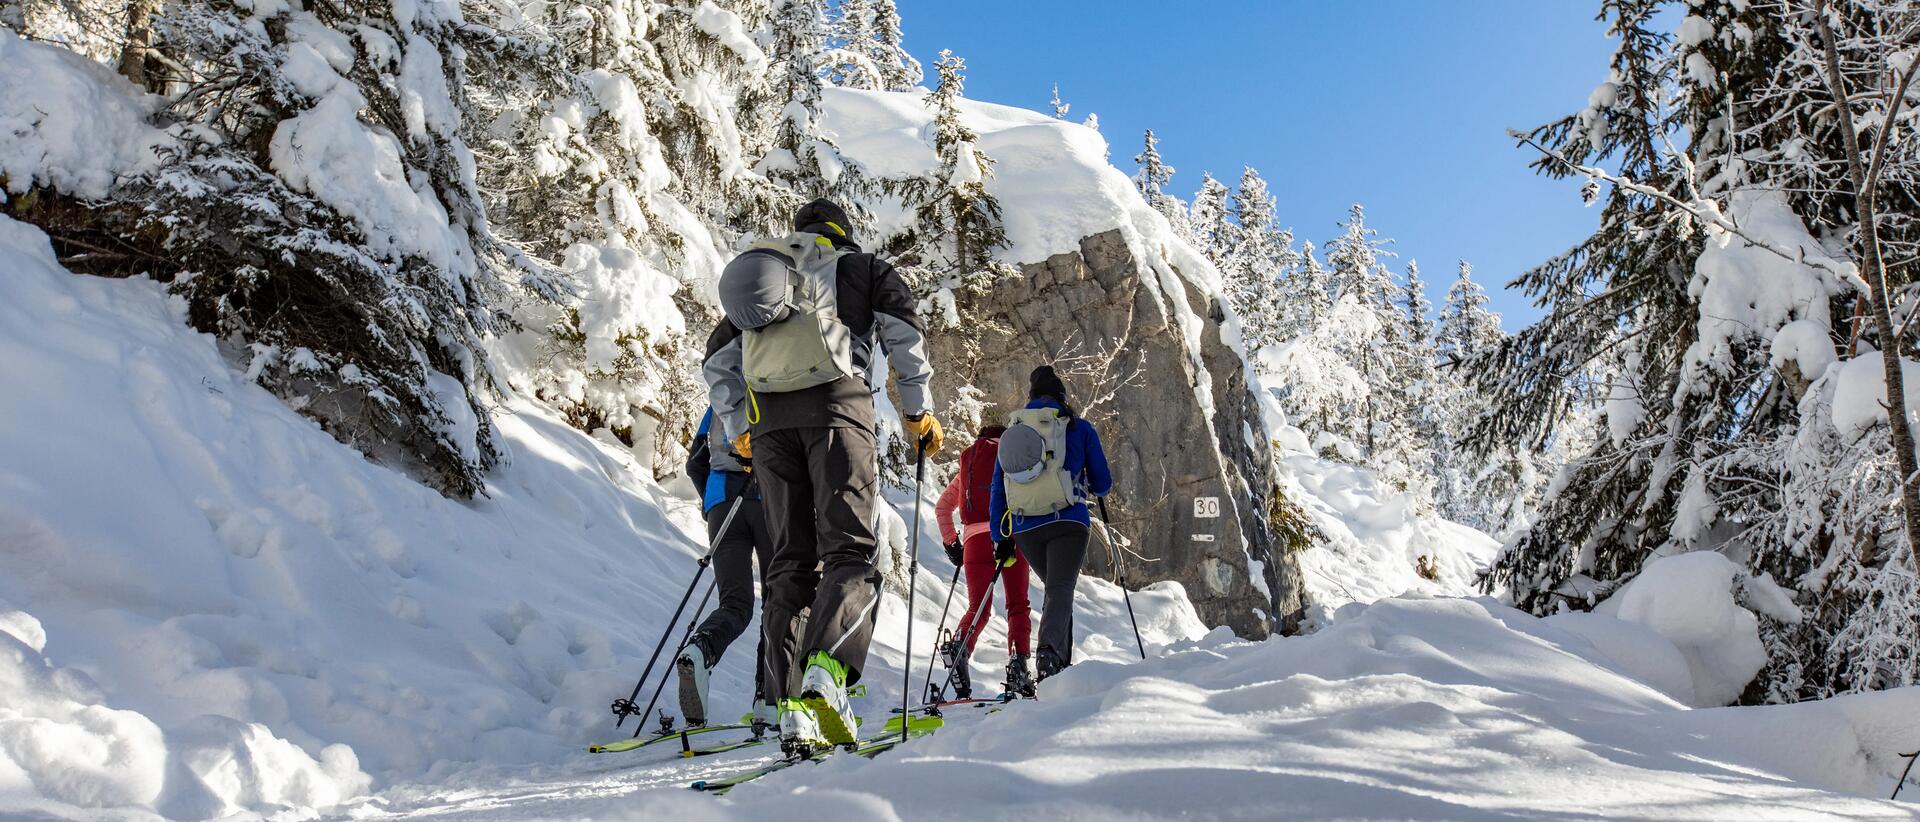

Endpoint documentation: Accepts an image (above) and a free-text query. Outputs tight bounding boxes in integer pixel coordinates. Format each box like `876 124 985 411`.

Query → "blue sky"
891 1 1620 330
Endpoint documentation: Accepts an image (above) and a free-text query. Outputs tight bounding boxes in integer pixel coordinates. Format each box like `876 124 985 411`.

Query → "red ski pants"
957 531 1032 656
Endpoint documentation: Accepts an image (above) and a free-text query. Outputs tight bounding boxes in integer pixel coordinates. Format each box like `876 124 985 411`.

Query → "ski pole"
612 481 750 729
901 434 931 742
918 562 963 703
633 575 719 735
1097 497 1146 660
943 560 1006 696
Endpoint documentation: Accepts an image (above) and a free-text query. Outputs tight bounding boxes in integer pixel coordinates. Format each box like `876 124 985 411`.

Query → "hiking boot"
1006 653 1036 698
778 698 827 757
674 642 710 727
798 651 858 747
1036 645 1070 682
941 639 973 699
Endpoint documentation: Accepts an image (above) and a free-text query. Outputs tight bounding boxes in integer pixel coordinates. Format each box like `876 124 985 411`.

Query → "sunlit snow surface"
4 30 1920 818
346 597 1920 820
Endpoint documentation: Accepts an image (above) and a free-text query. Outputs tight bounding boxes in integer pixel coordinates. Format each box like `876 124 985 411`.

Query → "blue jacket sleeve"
989 464 1009 542
1080 420 1113 498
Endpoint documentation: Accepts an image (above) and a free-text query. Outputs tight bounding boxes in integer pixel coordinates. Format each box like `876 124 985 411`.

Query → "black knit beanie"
1029 365 1068 404
792 198 854 241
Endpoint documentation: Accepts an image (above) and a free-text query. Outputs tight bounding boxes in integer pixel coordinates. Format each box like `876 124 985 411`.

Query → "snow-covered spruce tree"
461 0 757 476
1133 129 1189 236
1695 0 1920 700
750 0 864 216
11 0 550 497
1262 238 1365 450
1186 171 1235 270
1319 204 1428 493
827 0 921 91
1398 260 1443 506
1483 0 1920 704
1475 0 1703 612
824 0 880 88
1434 260 1532 532
891 49 1009 295
1049 83 1071 119
868 0 921 90
1219 167 1297 354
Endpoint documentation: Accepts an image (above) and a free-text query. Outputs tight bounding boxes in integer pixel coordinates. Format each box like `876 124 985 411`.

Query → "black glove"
943 540 963 567
994 539 1018 567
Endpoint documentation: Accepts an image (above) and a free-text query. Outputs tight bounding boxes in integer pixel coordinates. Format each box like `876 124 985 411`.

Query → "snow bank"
0 199 1204 818
0 212 715 816
0 222 375 818
1251 409 1498 606
1589 552 1768 706
0 29 165 200
370 597 1920 819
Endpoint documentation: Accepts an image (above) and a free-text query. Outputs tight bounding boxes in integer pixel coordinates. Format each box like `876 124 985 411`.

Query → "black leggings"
693 496 773 702
1013 520 1089 662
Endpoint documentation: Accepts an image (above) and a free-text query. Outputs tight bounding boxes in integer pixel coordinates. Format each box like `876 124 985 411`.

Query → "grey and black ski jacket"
702 236 933 438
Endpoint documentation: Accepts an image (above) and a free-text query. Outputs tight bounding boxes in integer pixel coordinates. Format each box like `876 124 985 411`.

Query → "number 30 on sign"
1193 497 1221 518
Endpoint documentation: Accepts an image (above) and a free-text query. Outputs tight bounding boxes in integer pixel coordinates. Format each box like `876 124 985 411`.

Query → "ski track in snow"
341 597 1920 820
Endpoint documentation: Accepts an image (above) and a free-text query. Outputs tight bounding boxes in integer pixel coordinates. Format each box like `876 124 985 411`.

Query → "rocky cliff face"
923 229 1306 639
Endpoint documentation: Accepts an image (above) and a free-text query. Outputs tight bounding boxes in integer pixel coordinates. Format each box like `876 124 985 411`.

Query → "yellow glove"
903 413 944 456
731 431 752 460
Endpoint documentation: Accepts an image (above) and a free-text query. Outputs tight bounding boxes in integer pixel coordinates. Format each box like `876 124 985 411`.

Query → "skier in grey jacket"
702 198 942 754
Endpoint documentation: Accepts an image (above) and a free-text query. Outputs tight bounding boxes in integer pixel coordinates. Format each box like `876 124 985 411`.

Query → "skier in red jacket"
933 425 1035 699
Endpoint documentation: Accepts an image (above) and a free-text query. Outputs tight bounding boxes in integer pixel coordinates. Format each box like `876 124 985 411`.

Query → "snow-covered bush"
5 4 527 496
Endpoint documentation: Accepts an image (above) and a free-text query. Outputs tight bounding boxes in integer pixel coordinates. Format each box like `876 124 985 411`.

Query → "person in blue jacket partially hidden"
990 365 1113 683
676 408 781 731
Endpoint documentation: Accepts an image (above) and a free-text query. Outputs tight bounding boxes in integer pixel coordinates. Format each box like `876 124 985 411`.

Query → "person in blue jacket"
989 365 1113 683
677 408 782 731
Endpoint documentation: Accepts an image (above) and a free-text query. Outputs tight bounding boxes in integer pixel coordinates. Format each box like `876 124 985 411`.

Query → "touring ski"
688 715 941 795
587 722 753 754
887 694 1014 715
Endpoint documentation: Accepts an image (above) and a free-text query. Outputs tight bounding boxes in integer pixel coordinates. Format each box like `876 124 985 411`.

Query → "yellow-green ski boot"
798 651 858 748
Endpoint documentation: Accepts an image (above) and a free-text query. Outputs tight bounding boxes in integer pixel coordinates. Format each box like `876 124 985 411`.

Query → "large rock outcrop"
922 230 1306 638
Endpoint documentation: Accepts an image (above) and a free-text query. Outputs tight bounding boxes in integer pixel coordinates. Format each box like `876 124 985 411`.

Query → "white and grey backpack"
717 233 860 394
998 407 1080 516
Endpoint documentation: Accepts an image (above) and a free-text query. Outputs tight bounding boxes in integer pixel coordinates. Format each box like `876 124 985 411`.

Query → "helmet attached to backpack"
717 233 860 394
998 408 1080 516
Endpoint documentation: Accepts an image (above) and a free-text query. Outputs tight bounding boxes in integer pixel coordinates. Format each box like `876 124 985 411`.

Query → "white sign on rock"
1193 497 1221 519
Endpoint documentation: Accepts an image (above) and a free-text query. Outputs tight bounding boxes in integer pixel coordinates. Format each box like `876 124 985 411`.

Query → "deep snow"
338 597 1920 820
6 212 1918 819
3 25 1918 820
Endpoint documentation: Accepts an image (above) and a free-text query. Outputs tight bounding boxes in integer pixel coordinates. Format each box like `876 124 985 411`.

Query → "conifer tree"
1133 129 1188 234
755 0 861 210
1321 204 1424 486
895 50 1008 283
1050 83 1071 119
826 0 882 89
869 0 923 90
1187 172 1235 270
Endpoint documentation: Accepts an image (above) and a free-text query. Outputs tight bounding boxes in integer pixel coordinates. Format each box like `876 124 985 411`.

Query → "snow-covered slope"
342 596 1920 819
0 212 1203 818
6 208 1917 817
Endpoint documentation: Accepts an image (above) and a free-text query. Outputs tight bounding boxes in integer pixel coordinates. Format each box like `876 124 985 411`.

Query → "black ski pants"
691 494 774 703
756 426 882 696
1014 520 1089 663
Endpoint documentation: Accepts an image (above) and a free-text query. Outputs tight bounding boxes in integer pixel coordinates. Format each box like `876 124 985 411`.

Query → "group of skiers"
670 198 1114 756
